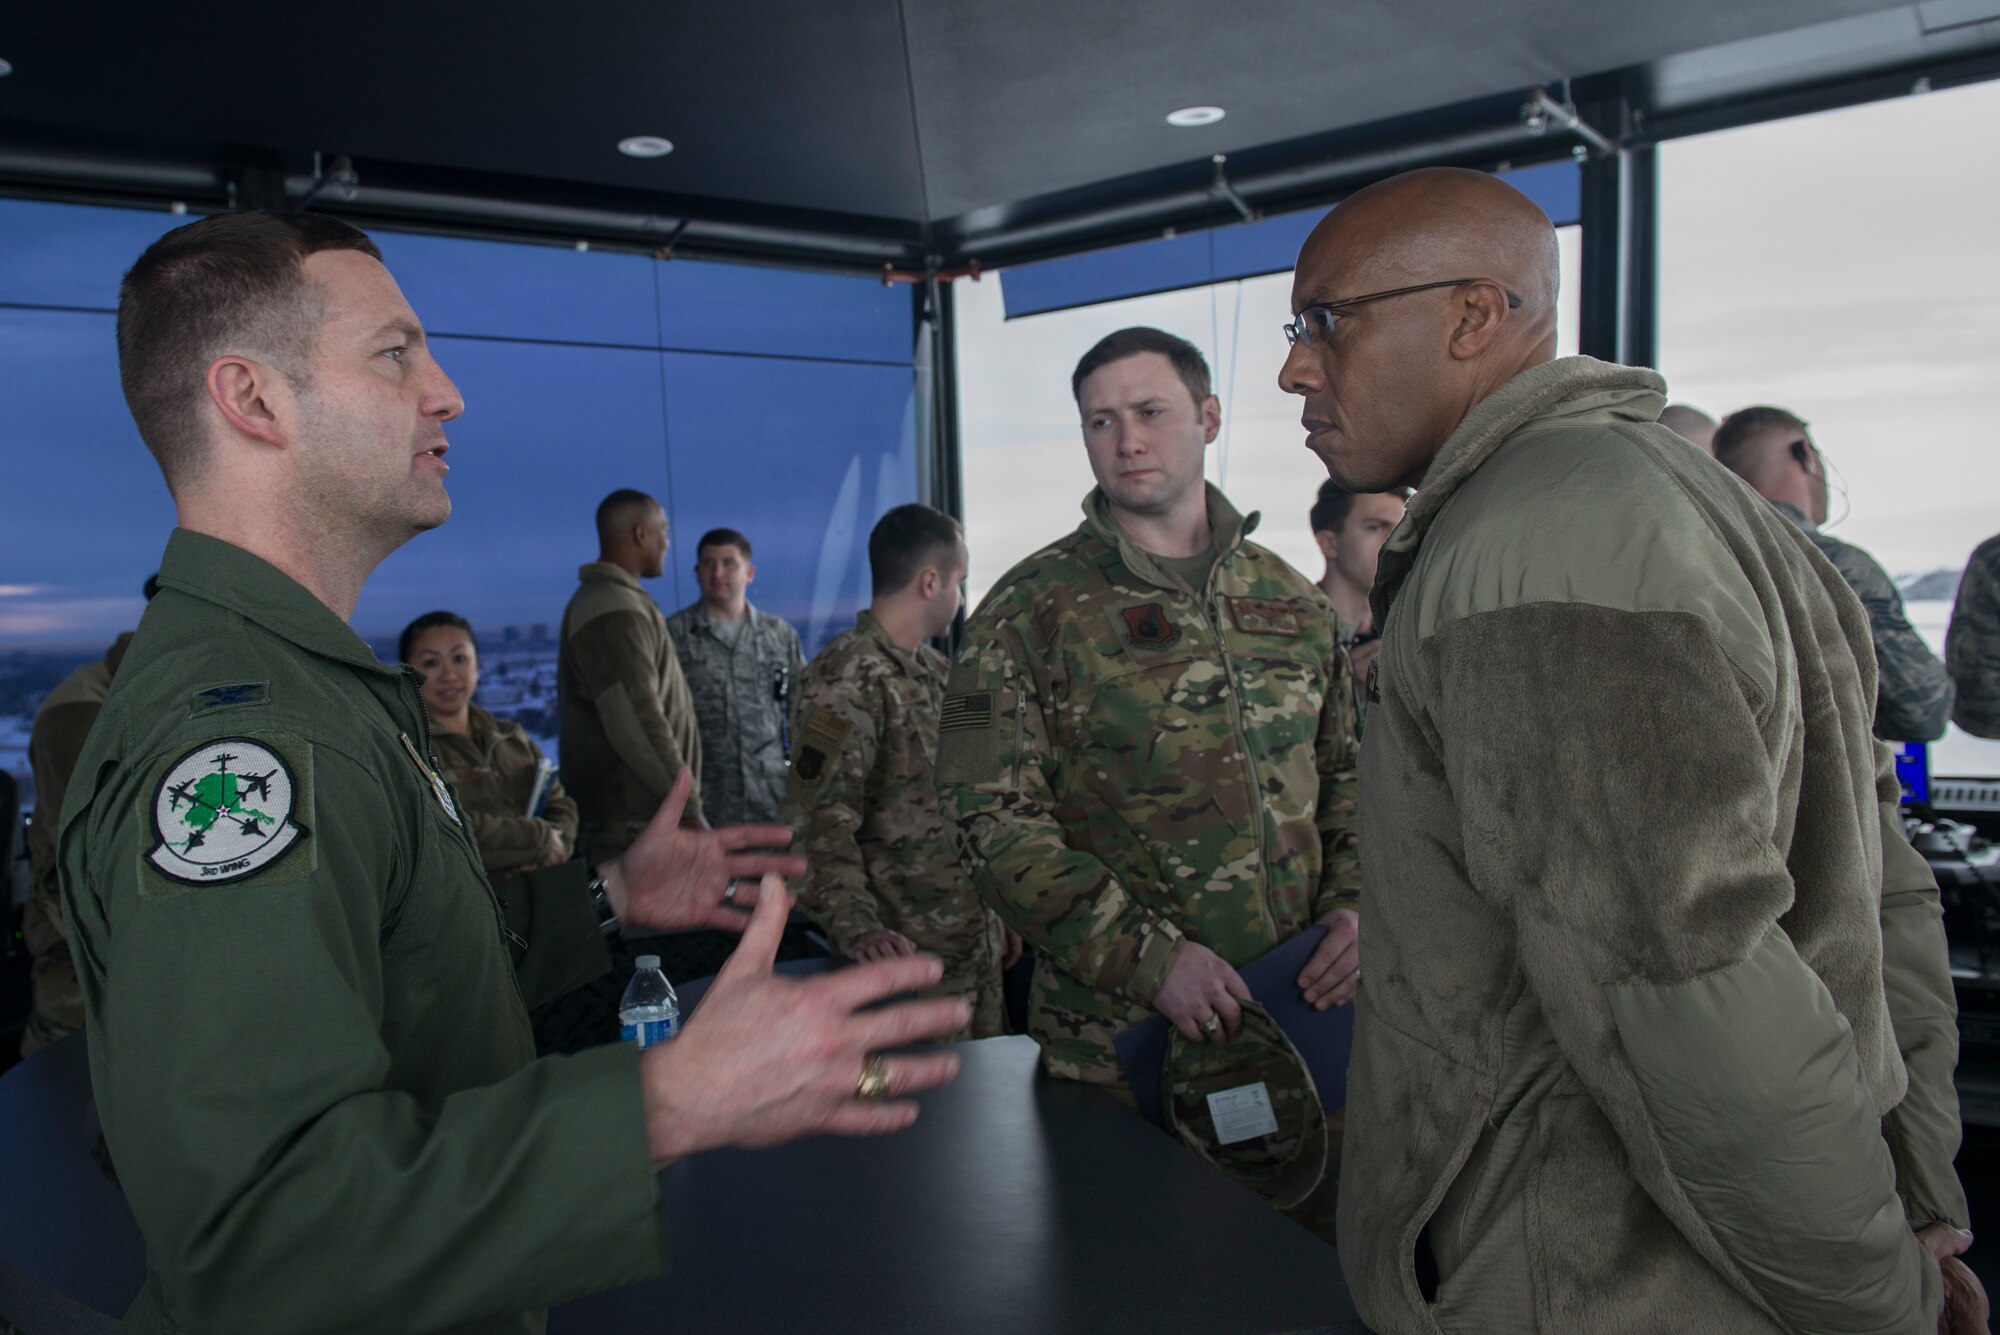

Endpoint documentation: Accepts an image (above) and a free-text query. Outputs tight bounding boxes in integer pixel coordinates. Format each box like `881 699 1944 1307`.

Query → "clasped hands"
1154 906 1360 1044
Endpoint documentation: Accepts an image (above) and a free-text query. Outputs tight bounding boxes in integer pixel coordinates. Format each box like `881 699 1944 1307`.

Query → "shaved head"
1279 167 1560 491
1659 404 1718 454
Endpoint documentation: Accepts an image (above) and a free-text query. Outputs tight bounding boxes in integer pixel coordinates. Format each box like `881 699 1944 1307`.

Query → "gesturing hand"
1154 940 1253 1044
603 768 807 932
641 876 970 1166
1296 908 1360 1010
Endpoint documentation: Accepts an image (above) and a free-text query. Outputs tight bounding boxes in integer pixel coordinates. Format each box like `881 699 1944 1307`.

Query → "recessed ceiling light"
1166 105 1225 128
618 136 674 159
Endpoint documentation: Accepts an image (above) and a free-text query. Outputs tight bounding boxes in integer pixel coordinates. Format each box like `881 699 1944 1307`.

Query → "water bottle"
619 954 680 1048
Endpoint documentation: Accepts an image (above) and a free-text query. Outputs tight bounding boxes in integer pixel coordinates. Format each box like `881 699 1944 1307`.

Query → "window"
1658 78 2000 776
0 200 916 797
956 224 1580 608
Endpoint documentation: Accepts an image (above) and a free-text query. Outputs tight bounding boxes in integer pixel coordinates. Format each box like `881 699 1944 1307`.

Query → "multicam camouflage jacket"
21 632 130 1057
1772 501 1953 743
936 485 1359 1086
788 610 1005 1039
431 702 579 899
1948 533 2000 739
666 601 806 827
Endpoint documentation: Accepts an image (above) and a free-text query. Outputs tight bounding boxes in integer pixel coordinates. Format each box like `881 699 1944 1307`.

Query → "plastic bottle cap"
636 955 661 971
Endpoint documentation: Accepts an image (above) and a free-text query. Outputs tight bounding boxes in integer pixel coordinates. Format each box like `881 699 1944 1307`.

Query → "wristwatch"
588 871 619 937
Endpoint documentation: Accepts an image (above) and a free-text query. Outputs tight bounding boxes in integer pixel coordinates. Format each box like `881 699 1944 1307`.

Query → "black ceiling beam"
936 90 1596 269
1624 41 2000 147
0 133 931 273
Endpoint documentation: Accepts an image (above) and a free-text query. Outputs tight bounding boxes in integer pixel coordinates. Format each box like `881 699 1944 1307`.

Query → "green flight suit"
58 529 662 1335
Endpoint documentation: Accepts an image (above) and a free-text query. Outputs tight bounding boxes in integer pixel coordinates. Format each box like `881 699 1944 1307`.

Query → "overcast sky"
955 77 2000 609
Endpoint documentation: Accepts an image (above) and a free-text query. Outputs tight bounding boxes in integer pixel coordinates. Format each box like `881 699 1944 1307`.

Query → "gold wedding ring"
856 1054 892 1102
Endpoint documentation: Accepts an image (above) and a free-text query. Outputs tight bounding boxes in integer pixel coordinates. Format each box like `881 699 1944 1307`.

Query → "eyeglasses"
1282 278 1523 347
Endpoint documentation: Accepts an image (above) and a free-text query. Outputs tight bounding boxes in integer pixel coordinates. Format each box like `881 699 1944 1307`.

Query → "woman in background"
399 611 578 895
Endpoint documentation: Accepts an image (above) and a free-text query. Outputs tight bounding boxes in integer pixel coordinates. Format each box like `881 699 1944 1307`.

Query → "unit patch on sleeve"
1228 597 1303 637
792 707 854 789
148 737 308 886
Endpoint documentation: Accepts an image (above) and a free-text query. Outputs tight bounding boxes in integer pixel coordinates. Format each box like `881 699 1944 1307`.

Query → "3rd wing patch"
148 737 308 886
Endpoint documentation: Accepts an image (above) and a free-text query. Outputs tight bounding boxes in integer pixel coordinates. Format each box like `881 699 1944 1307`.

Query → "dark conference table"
0 1033 1366 1334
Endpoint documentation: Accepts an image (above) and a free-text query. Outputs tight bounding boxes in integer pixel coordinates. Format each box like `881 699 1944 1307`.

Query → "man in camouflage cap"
791 504 1014 1039
1947 532 2000 739
1716 407 1953 743
936 328 1361 1228
667 528 806 827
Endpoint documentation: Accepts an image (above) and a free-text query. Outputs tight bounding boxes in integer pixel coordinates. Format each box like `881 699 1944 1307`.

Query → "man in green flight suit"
58 211 969 1335
935 327 1361 1236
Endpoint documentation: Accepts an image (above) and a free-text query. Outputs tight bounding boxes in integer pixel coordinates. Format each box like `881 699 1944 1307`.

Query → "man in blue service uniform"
57 212 969 1334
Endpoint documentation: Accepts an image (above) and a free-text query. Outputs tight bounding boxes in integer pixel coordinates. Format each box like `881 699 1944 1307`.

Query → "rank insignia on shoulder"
1119 602 1182 649
1228 597 1303 638
188 681 271 718
148 738 308 886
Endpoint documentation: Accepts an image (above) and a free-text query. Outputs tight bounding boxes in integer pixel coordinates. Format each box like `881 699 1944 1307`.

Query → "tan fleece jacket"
558 561 703 858
1339 357 1964 1334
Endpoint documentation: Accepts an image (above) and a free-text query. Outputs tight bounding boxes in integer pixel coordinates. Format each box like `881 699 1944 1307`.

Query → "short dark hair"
697 528 753 560
1070 327 1211 407
1310 479 1408 534
1309 480 1359 535
869 504 962 597
595 488 659 548
398 610 476 665
117 211 383 493
1713 406 1809 477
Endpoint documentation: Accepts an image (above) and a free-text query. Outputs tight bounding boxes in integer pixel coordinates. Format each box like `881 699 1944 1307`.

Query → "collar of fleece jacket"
1369 355 1667 632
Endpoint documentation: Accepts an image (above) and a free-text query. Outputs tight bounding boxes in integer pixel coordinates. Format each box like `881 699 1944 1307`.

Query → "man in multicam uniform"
935 327 1360 1235
1715 406 1954 743
667 527 807 827
1948 533 2000 739
790 504 1014 1040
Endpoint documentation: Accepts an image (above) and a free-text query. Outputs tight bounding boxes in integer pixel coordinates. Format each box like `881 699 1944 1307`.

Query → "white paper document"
1206 1081 1280 1145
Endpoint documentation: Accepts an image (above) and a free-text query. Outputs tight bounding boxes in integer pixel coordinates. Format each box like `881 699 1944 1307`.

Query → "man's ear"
206 355 290 449
1200 394 1222 445
1313 528 1340 564
1445 282 1513 362
916 566 942 600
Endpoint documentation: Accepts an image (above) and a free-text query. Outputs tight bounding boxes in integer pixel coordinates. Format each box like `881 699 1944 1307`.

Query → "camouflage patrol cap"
1163 999 1327 1209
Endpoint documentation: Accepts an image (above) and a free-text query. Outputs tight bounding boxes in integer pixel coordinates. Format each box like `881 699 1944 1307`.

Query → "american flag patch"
939 692 993 733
